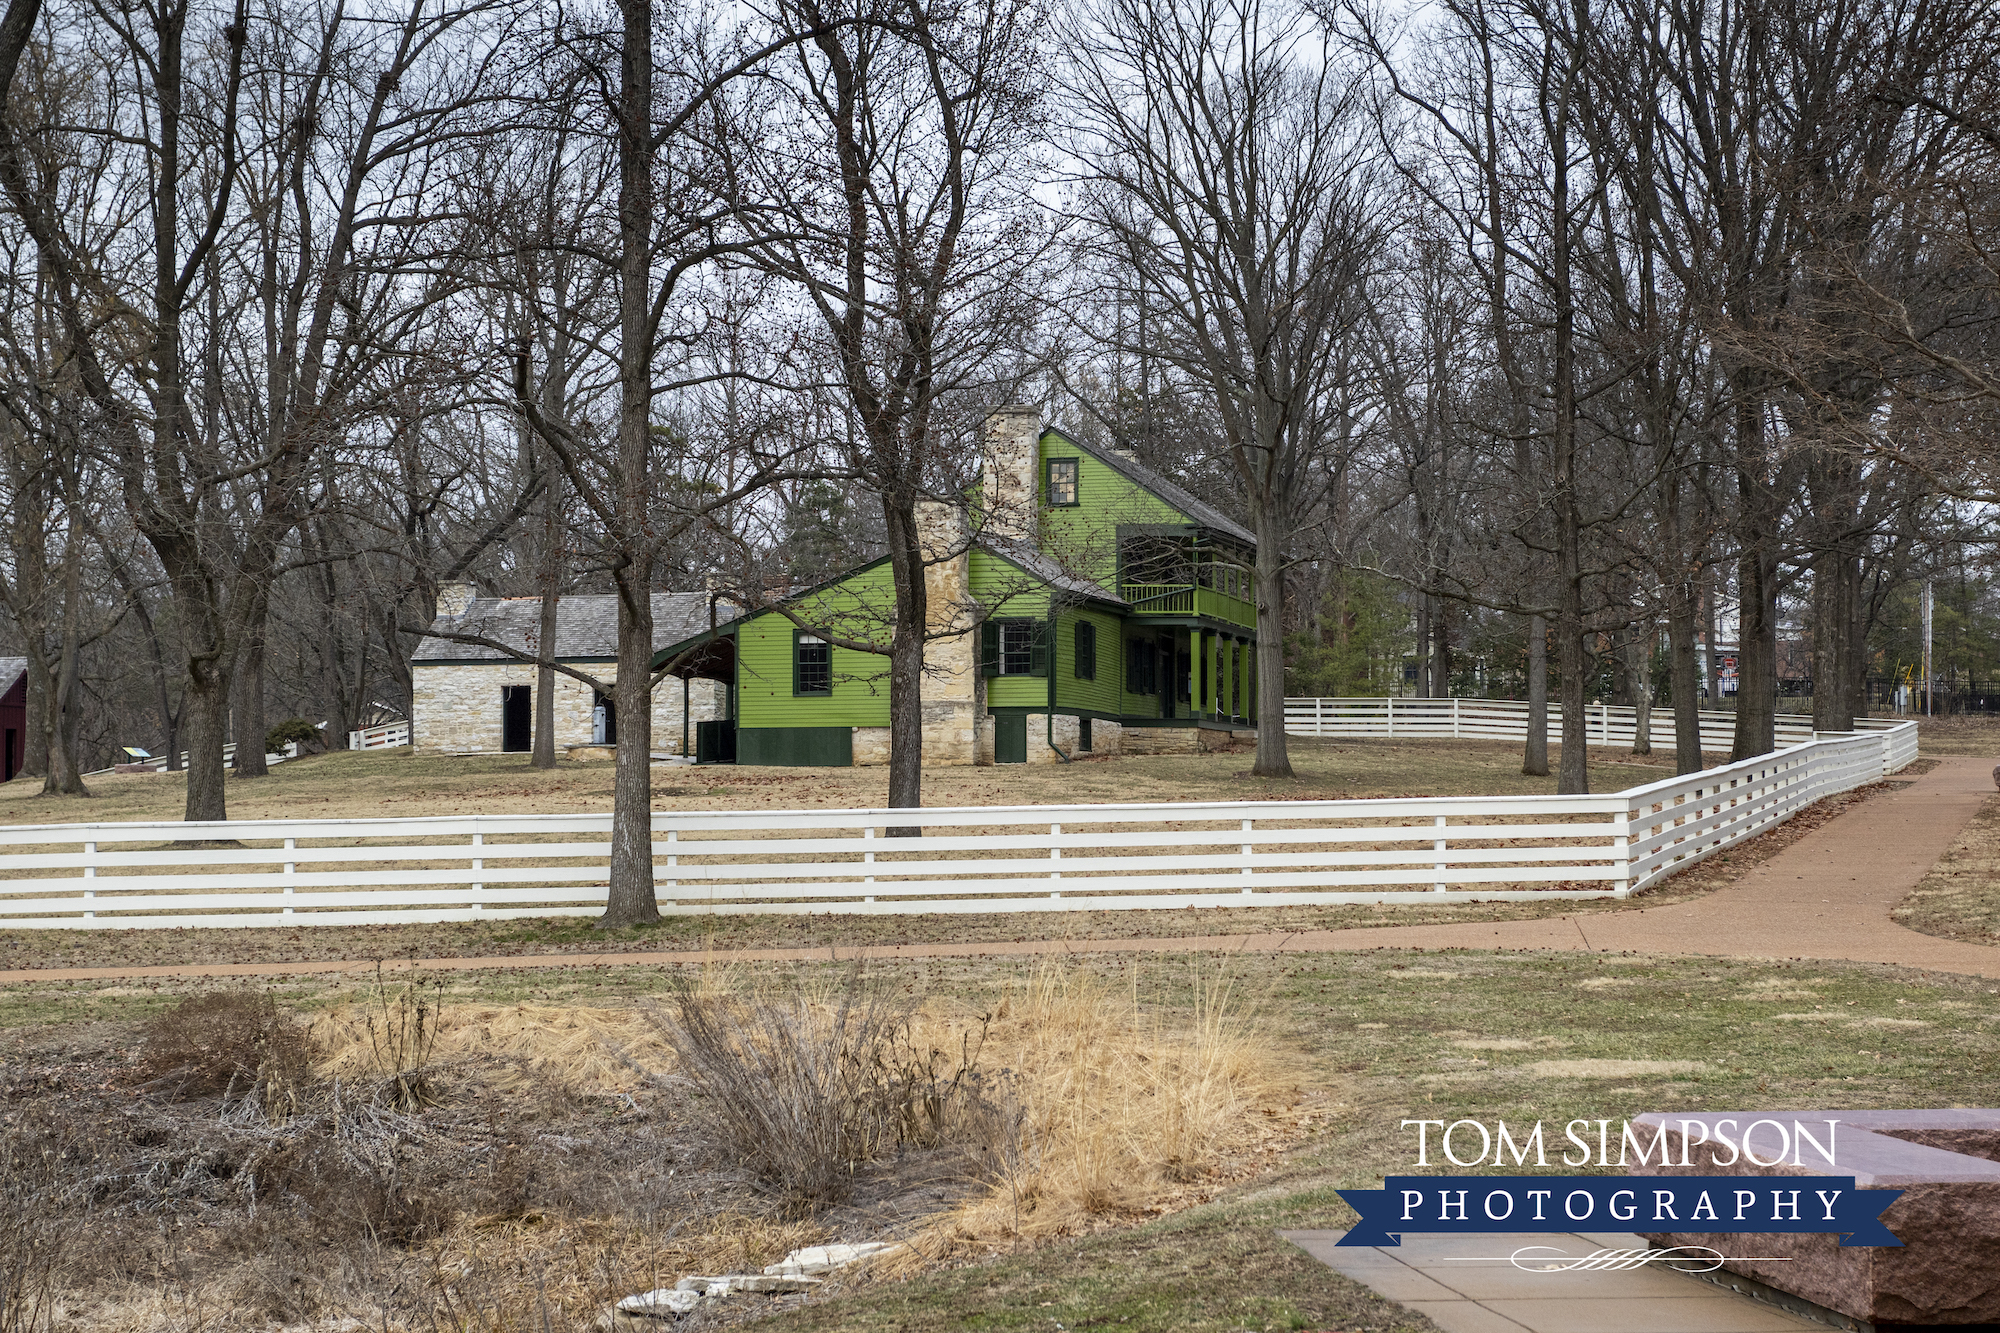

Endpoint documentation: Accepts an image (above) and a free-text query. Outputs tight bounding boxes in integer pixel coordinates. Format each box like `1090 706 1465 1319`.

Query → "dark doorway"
592 691 617 745
2 728 12 781
995 712 1027 764
501 686 532 752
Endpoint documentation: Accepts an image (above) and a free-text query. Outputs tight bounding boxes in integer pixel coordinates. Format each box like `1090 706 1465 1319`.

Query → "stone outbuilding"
409 589 731 758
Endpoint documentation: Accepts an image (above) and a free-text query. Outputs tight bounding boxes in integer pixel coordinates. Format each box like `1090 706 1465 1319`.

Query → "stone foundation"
410 663 725 756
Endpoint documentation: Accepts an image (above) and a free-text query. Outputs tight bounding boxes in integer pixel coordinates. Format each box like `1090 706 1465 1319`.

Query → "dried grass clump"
134 991 316 1113
309 998 676 1097
645 974 998 1217
913 963 1296 1250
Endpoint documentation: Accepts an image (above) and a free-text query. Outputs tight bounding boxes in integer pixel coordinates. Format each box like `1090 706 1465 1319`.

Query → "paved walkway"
1283 1231 1825 1333
1 756 1993 987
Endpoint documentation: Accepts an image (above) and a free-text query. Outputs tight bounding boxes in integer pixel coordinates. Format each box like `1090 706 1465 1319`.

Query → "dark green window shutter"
981 620 1000 677
1029 621 1048 677
1075 621 1096 681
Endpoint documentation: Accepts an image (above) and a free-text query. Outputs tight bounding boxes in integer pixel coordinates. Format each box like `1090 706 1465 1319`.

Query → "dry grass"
902 962 1305 1259
309 998 679 1097
0 735 1690 828
1894 792 2000 944
1908 713 2000 757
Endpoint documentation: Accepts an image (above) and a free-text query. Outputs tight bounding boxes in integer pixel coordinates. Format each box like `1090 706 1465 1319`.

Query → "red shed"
0 659 24 782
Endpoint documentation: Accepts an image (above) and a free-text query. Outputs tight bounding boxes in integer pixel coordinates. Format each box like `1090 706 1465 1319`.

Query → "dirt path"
3 756 1994 986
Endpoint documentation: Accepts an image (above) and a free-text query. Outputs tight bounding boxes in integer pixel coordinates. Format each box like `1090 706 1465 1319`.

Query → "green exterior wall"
1035 429 1188 589
734 564 897 729
737 726 854 767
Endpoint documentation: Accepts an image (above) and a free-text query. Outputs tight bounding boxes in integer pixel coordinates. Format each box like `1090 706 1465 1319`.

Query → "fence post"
470 830 483 913
665 827 679 907
1434 815 1448 892
1613 805 1632 898
82 839 95 921
863 825 875 902
1242 817 1255 892
283 837 296 916
1452 697 1461 738
1051 822 1062 885
1386 696 1394 737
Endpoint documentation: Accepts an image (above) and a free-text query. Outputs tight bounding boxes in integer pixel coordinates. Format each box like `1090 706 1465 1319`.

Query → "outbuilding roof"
412 593 739 664
0 658 23 697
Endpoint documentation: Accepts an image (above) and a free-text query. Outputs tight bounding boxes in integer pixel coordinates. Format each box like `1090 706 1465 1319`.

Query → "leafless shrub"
361 973 443 1112
134 991 316 1114
0 1117 80 1333
644 973 1010 1217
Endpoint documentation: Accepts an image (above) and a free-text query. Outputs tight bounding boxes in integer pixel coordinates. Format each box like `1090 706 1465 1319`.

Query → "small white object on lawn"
764 1242 906 1276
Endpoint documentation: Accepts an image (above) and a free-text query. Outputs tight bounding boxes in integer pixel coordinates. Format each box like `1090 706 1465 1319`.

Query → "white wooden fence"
0 721 1916 929
1283 696 1907 753
348 720 411 751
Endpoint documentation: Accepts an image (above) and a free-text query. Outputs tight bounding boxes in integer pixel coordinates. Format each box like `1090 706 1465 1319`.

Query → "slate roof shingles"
412 593 737 663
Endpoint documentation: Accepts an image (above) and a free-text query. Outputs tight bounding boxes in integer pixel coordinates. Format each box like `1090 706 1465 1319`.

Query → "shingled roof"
0 658 23 697
412 593 738 664
1056 431 1257 546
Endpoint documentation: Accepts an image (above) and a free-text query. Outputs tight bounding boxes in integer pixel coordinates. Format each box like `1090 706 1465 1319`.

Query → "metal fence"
0 720 1916 929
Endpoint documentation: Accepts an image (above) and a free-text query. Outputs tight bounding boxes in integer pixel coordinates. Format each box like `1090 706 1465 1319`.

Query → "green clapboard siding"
1056 607 1122 716
737 727 853 767
734 570 894 729
1037 428 1191 587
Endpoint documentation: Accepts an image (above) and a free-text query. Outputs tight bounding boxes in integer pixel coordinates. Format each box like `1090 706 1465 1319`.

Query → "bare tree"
1072 0 1385 779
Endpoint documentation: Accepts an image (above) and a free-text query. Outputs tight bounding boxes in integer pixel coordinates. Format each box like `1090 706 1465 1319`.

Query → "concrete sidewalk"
1 757 1992 986
1283 1230 1824 1333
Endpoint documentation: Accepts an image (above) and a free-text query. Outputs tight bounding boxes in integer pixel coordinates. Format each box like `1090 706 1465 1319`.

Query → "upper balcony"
1120 581 1256 628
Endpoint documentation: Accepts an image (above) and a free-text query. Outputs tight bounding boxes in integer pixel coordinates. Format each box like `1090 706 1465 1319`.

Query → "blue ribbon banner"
1336 1176 1903 1248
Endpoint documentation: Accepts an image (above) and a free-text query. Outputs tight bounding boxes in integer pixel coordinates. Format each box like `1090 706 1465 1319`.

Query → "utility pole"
1922 581 1934 717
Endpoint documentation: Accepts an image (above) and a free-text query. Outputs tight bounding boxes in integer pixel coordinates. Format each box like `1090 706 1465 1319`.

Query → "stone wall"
410 663 725 756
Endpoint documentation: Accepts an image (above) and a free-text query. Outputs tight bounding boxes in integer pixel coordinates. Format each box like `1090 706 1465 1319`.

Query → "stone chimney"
980 404 1042 543
435 581 478 617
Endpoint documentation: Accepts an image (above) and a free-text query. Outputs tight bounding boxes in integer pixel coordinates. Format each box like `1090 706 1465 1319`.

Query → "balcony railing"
1119 583 1256 627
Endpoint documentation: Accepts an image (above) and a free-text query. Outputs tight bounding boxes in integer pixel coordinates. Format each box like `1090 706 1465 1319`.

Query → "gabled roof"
1049 428 1258 547
979 538 1127 608
413 593 740 664
0 657 23 698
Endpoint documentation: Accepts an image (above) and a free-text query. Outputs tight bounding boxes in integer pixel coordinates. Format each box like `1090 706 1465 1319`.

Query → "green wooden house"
654 406 1261 766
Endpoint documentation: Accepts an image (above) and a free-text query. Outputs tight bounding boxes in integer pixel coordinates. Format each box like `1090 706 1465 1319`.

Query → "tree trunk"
1702 567 1724 705
1414 595 1433 698
1555 574 1590 795
1250 504 1294 778
1669 584 1703 774
601 567 659 926
532 575 559 769
1732 546 1779 759
1523 613 1549 776
1627 623 1653 755
41 522 88 796
232 611 270 777
20 651 47 779
883 496 926 830
596 0 660 927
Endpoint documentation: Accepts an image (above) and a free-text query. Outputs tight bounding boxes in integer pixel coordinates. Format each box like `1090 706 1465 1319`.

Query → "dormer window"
1045 458 1079 507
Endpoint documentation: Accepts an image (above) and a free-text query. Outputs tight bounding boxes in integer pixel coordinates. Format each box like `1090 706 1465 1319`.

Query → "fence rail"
348 720 411 751
0 719 1916 929
1282 696 1907 754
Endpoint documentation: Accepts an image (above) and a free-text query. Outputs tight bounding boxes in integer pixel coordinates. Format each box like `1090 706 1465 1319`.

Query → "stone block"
852 727 891 766
1634 1108 2000 1326
1120 727 1202 756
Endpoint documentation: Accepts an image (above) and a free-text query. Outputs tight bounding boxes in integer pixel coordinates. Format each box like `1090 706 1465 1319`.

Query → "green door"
995 713 1027 764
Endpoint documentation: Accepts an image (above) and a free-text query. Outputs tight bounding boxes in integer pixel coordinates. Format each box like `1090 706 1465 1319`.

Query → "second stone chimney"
435 581 478 617
980 404 1042 543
